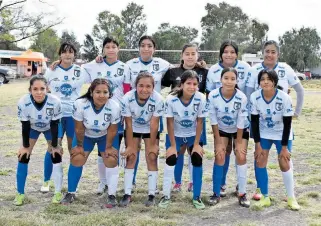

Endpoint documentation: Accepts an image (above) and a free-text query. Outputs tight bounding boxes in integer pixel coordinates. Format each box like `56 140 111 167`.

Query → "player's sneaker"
97 183 108 195
187 182 193 192
145 195 156 207
52 192 63 204
158 196 171 209
40 181 50 193
220 185 227 197
13 193 25 206
172 183 181 192
208 193 221 206
238 193 250 208
287 197 300 211
252 188 263 200
61 193 75 205
254 196 271 208
192 197 205 209
104 195 117 208
119 194 131 207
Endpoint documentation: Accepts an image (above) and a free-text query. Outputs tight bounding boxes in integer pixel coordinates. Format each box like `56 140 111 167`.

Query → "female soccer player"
246 40 304 200
207 68 250 207
82 37 130 195
161 43 208 193
119 72 164 207
159 70 208 209
60 78 121 208
206 40 251 197
43 43 89 192
250 69 300 210
14 75 62 206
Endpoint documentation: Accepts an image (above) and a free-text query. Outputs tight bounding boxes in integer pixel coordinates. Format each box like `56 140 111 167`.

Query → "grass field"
0 79 320 226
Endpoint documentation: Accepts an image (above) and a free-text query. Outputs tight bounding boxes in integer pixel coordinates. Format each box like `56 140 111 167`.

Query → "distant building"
241 52 263 66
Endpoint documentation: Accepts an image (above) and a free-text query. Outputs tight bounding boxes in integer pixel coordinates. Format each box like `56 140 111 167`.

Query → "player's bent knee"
71 153 86 167
19 153 30 164
51 153 62 164
105 155 118 168
166 154 177 166
127 153 137 165
191 152 202 167
147 152 158 162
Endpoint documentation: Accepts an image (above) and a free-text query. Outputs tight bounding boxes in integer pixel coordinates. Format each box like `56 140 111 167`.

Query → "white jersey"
250 89 294 140
126 57 170 93
73 98 121 138
81 60 130 104
246 62 300 91
208 88 248 133
165 92 208 138
206 60 250 93
121 90 164 133
45 64 90 117
17 94 62 132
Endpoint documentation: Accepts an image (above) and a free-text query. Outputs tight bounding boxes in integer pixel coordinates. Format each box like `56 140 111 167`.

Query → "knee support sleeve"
191 152 202 167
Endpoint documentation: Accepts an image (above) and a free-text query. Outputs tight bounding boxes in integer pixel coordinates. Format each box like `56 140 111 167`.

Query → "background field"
0 80 320 226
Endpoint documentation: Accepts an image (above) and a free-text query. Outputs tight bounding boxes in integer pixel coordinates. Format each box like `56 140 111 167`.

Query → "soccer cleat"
119 194 131 207
40 181 50 193
13 193 25 206
287 197 300 211
192 197 205 209
254 196 271 208
158 196 171 209
104 195 117 208
172 183 182 192
97 183 108 195
52 192 63 204
61 193 76 205
187 182 193 192
252 188 263 201
208 193 221 206
238 193 250 208
145 195 156 207
220 185 227 197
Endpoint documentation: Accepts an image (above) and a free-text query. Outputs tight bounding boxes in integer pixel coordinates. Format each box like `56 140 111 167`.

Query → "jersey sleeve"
121 96 131 117
17 97 28 121
283 94 294 117
111 104 121 124
43 68 51 81
206 66 215 92
52 100 62 121
250 93 258 115
123 64 131 84
246 67 258 89
286 64 300 87
81 64 92 83
236 95 248 129
208 95 218 125
164 98 174 117
72 100 84 121
153 98 164 117
197 97 209 118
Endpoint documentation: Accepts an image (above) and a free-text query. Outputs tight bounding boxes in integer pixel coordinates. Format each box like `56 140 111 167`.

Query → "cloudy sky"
22 0 320 48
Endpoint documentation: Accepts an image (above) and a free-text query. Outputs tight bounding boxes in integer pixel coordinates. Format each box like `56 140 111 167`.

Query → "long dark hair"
219 40 238 62
180 43 199 65
78 78 113 102
135 71 154 88
258 69 283 90
138 35 156 48
220 67 239 90
29 75 47 91
170 70 199 98
58 42 77 56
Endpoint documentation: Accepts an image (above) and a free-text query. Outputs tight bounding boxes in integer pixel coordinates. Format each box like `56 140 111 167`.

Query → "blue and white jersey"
81 60 130 104
17 94 62 132
73 98 121 138
121 89 164 133
126 57 170 93
45 64 90 117
250 89 294 140
206 60 250 93
165 91 208 138
246 62 300 91
208 88 248 133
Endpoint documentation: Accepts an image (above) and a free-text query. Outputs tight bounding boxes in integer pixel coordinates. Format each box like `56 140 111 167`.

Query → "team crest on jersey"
234 102 241 110
194 104 199 112
104 113 111 122
107 71 111 77
275 102 283 111
46 108 54 116
117 68 124 76
64 76 68 81
278 70 285 78
198 73 203 83
238 72 244 79
74 70 80 77
153 64 159 71
148 104 155 112
94 120 99 126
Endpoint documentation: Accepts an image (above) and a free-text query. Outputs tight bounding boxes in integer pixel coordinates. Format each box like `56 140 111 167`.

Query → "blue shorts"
260 138 293 155
200 118 207 145
165 135 198 153
118 118 124 134
77 134 120 152
29 128 52 141
58 116 74 139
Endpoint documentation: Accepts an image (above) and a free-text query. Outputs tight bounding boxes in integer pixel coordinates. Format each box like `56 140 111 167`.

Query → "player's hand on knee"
17 147 30 161
150 144 159 156
121 146 135 158
166 146 177 158
52 145 63 157
192 144 205 157
71 146 85 158
215 143 225 160
279 147 291 161
254 143 263 163
105 147 118 159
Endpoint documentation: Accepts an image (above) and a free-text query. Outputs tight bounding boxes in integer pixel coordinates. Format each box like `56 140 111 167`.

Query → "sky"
21 0 320 49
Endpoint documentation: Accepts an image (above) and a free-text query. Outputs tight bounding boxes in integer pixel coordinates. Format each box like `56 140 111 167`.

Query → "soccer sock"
282 161 294 198
256 167 268 196
124 168 134 195
162 164 174 198
237 164 247 195
174 153 184 184
97 156 107 185
17 162 28 194
213 164 223 195
221 154 230 186
148 171 158 196
52 163 63 193
67 164 83 193
188 155 193 183
106 166 119 196
132 151 140 184
192 165 203 200
44 151 53 182
254 161 259 189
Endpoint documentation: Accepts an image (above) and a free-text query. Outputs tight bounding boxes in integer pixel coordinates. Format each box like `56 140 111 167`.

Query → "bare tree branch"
0 0 26 12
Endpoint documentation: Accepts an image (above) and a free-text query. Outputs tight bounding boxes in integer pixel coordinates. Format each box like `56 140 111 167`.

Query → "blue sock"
256 167 268 196
192 165 203 200
67 164 83 193
16 162 28 194
174 154 184 184
213 164 224 195
132 151 140 184
44 151 53 182
254 161 259 189
221 154 230 186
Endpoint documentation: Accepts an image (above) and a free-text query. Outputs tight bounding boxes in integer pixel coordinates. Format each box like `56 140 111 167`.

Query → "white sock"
106 166 119 196
237 164 247 195
282 163 294 198
188 155 193 183
98 156 107 185
148 171 158 196
162 164 174 198
124 168 134 195
52 163 63 193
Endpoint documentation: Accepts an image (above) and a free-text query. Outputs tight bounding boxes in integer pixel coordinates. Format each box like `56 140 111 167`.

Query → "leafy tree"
82 34 99 61
244 19 269 53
